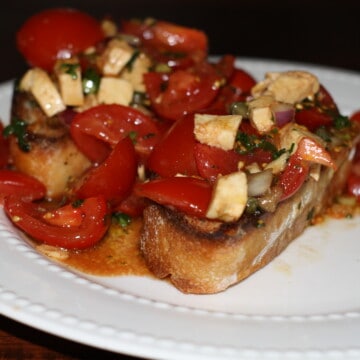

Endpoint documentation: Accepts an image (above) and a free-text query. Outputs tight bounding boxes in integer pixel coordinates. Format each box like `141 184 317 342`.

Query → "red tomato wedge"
134 177 212 217
71 104 163 163
278 153 309 201
146 114 199 177
144 62 221 121
194 143 242 183
4 196 109 250
122 19 208 54
16 8 104 71
296 137 336 169
74 137 137 206
0 170 46 203
295 108 333 131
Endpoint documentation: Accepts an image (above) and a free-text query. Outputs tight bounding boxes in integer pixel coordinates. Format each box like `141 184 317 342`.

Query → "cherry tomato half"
347 173 360 202
146 114 199 177
71 104 163 163
144 62 221 121
122 19 208 54
4 196 110 250
134 177 212 217
16 8 104 71
74 137 137 207
194 143 242 183
278 153 309 201
0 170 46 203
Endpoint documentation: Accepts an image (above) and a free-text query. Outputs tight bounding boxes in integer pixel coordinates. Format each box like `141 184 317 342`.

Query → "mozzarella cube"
194 114 242 151
251 71 320 104
55 58 84 106
247 95 274 133
121 53 152 92
97 77 134 105
19 68 65 117
97 39 134 76
206 171 248 222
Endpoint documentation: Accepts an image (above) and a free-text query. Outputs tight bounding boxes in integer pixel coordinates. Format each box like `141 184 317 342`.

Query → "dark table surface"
1 0 360 359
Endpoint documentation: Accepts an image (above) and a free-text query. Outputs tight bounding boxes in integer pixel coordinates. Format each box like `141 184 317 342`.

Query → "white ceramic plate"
1 58 360 360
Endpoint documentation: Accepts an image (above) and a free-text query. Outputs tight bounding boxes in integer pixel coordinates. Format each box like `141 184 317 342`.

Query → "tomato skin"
16 8 104 71
203 66 256 114
4 196 109 250
144 63 221 121
74 137 137 207
278 153 309 201
350 110 360 124
146 114 199 177
134 177 212 217
71 104 163 163
0 170 46 203
113 190 147 217
122 19 208 54
296 137 335 169
295 108 333 131
194 143 242 183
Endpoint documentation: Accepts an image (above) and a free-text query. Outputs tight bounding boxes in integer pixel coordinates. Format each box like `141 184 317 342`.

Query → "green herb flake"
72 199 85 208
128 131 138 143
334 115 351 130
307 207 315 221
3 117 30 152
82 68 101 95
60 63 80 80
125 50 140 71
112 212 132 228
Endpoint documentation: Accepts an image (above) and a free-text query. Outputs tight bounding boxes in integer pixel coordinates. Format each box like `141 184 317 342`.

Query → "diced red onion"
271 102 295 127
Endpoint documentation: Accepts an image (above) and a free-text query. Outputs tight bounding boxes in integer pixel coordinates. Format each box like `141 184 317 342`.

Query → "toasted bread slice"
140 144 356 294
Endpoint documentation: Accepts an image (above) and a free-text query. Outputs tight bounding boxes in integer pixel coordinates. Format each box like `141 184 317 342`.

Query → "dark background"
0 1 360 359
1 0 360 83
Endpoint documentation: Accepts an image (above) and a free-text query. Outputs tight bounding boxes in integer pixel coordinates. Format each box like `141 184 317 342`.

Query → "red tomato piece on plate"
134 177 212 217
16 8 104 71
71 104 163 163
146 114 199 177
4 196 110 250
74 137 137 207
0 170 46 203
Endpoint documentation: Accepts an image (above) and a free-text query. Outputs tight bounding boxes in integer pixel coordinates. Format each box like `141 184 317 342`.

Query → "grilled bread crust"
140 146 355 294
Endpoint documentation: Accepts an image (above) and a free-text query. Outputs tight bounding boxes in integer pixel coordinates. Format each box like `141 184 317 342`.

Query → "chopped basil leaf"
82 68 101 95
112 212 132 228
3 117 30 152
334 115 351 129
60 63 80 80
125 50 140 71
72 199 85 208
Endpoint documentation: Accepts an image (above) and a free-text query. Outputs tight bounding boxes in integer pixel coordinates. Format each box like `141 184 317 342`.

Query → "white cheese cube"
19 68 65 117
97 77 134 105
121 53 152 92
247 95 274 133
55 58 84 106
206 171 248 222
97 39 134 76
251 71 320 104
194 114 242 151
